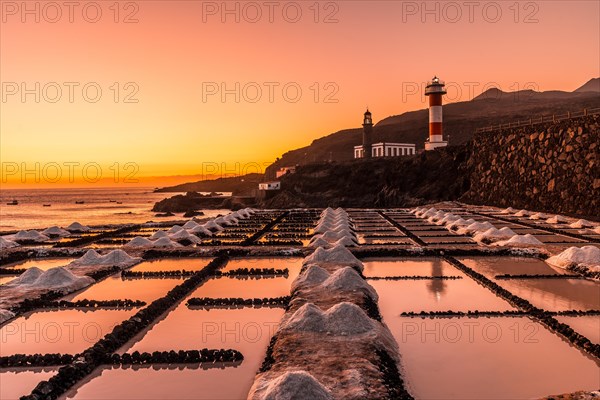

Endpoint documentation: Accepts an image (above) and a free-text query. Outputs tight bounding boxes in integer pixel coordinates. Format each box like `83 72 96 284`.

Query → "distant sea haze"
0 187 229 232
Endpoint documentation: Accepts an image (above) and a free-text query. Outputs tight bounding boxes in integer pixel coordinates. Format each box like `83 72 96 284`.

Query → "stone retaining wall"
463 114 600 217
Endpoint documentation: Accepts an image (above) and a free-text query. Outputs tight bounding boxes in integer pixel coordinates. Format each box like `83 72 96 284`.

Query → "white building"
354 142 416 159
258 181 281 191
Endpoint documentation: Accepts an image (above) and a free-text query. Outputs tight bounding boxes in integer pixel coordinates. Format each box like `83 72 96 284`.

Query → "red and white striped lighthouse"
424 76 448 151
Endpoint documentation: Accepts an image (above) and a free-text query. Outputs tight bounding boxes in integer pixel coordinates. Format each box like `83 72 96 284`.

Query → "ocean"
0 187 231 232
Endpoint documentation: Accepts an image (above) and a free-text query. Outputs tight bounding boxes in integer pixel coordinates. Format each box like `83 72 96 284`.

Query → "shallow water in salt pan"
391 317 600 399
496 278 600 311
0 367 59 400
62 365 256 400
362 258 464 278
371 279 515 313
458 257 568 279
555 316 600 344
129 258 213 272
0 309 135 356
62 275 183 303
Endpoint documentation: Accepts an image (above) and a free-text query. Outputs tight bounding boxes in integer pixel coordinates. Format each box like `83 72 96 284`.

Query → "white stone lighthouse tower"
424 76 448 150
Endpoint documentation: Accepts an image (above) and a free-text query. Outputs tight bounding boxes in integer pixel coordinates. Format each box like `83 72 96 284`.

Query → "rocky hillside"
262 146 470 208
155 173 263 195
264 85 599 179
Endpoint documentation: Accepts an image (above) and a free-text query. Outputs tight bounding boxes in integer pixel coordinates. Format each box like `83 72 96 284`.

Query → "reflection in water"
62 364 260 400
497 279 600 312
1 309 136 356
427 259 447 301
1 367 59 400
389 317 600 399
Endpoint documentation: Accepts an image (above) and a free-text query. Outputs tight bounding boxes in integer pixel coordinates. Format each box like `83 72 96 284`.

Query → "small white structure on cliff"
259 181 281 191
353 109 416 159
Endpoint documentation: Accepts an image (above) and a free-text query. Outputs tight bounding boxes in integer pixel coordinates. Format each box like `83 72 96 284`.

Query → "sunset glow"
1 1 599 187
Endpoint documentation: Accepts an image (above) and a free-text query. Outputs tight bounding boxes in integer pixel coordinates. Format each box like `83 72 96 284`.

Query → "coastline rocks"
546 246 600 271
249 371 333 400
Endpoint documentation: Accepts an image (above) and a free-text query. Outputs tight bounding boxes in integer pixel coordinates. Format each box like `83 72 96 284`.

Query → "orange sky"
1 0 599 187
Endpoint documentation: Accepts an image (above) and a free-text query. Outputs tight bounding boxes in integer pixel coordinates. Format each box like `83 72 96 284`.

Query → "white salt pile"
149 231 169 240
0 236 20 249
0 309 16 324
303 244 363 271
292 266 377 300
282 302 375 335
11 230 49 243
69 249 141 268
42 226 71 237
203 220 224 232
249 371 333 400
546 215 569 224
455 221 495 235
188 224 212 236
168 225 184 234
311 207 357 247
307 237 334 249
152 237 183 247
446 218 475 230
472 227 517 243
291 265 330 292
546 246 600 271
321 267 378 301
493 234 543 247
569 219 595 228
594 226 600 234
5 267 94 292
66 222 91 232
124 237 154 247
514 210 530 217
529 212 549 220
437 214 460 226
500 207 516 214
168 229 201 244
332 237 359 247
182 220 200 230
